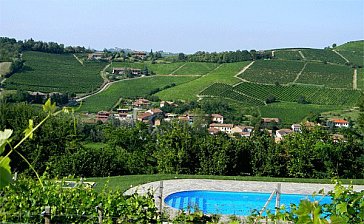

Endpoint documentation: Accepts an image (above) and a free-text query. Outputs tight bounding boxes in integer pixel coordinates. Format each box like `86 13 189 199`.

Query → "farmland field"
155 61 250 100
0 62 11 76
80 76 198 112
300 49 347 64
296 62 354 88
232 82 360 106
358 68 364 90
238 60 304 84
259 102 341 125
171 62 219 75
335 50 364 67
5 51 106 93
274 50 303 60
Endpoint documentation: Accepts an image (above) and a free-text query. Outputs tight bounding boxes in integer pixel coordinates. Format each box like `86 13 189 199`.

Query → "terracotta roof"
208 127 220 134
262 118 280 123
276 129 293 136
331 119 348 124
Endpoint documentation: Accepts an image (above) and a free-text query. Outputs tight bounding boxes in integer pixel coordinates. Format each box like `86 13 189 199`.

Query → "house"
96 111 111 123
291 124 302 132
164 113 178 122
211 114 224 124
133 98 150 108
208 127 221 135
147 108 164 115
132 51 147 60
231 125 254 134
275 129 293 141
160 101 177 108
261 118 280 129
329 118 349 128
88 52 105 60
209 123 234 134
112 67 142 75
137 112 153 122
331 134 346 143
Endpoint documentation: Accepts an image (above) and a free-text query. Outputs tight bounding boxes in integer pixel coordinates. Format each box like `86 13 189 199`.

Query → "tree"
297 95 309 104
265 95 277 104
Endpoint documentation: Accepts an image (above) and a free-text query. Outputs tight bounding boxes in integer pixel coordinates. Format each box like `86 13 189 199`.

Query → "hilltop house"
112 67 142 75
211 114 224 124
88 52 111 60
132 51 147 60
329 118 349 128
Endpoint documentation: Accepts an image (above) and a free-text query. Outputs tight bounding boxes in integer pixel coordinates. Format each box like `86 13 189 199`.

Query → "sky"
0 0 363 53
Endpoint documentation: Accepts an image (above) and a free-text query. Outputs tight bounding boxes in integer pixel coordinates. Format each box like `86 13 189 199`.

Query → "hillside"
2 40 364 124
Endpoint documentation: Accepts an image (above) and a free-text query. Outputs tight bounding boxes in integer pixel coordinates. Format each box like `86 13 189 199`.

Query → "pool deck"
125 179 364 218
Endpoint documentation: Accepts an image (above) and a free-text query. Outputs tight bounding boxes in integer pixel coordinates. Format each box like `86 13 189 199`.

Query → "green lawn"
5 51 106 93
80 76 198 112
258 102 342 125
156 61 250 101
85 174 364 192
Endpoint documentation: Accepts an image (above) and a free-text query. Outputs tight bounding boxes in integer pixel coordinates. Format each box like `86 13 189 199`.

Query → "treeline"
0 37 90 57
1 102 363 179
175 50 272 63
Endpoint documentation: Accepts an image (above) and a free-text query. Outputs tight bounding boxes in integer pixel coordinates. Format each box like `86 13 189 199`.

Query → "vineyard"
155 61 249 100
5 51 106 93
273 50 303 60
238 60 305 84
335 50 364 67
300 49 347 64
108 61 186 75
201 81 361 106
80 76 198 112
199 83 265 106
259 102 341 125
171 62 219 75
296 62 354 88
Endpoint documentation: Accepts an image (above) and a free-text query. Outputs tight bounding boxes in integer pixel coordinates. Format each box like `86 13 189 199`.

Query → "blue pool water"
164 190 332 216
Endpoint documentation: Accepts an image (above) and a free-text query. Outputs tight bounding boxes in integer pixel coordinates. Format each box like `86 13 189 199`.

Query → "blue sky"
0 0 363 53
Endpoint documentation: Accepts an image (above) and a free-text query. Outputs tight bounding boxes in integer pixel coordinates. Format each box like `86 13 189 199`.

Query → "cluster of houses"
88 51 147 61
95 98 350 142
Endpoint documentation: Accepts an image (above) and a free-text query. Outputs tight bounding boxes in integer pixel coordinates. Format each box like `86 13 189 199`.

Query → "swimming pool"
164 190 332 216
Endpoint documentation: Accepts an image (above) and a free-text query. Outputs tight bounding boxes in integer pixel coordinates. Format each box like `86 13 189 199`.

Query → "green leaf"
23 119 34 139
336 202 348 214
0 129 12 154
330 215 349 224
43 98 56 114
0 156 12 189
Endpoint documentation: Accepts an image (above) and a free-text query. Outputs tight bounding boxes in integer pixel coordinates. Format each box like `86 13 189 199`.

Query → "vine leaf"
0 156 12 189
0 129 13 154
23 119 34 139
43 98 56 114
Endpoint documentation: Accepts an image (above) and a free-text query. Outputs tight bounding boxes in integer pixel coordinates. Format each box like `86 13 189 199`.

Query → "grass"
0 62 11 76
5 51 106 93
297 62 354 89
156 61 250 101
258 102 342 125
239 60 304 84
85 174 364 192
80 76 198 112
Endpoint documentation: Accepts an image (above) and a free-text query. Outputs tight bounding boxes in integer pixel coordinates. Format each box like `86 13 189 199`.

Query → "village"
93 97 351 142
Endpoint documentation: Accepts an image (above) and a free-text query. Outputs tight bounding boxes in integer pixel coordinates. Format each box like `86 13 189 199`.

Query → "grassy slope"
80 76 198 112
0 62 11 76
259 102 341 125
86 174 364 192
155 61 250 101
5 51 106 93
358 68 364 90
